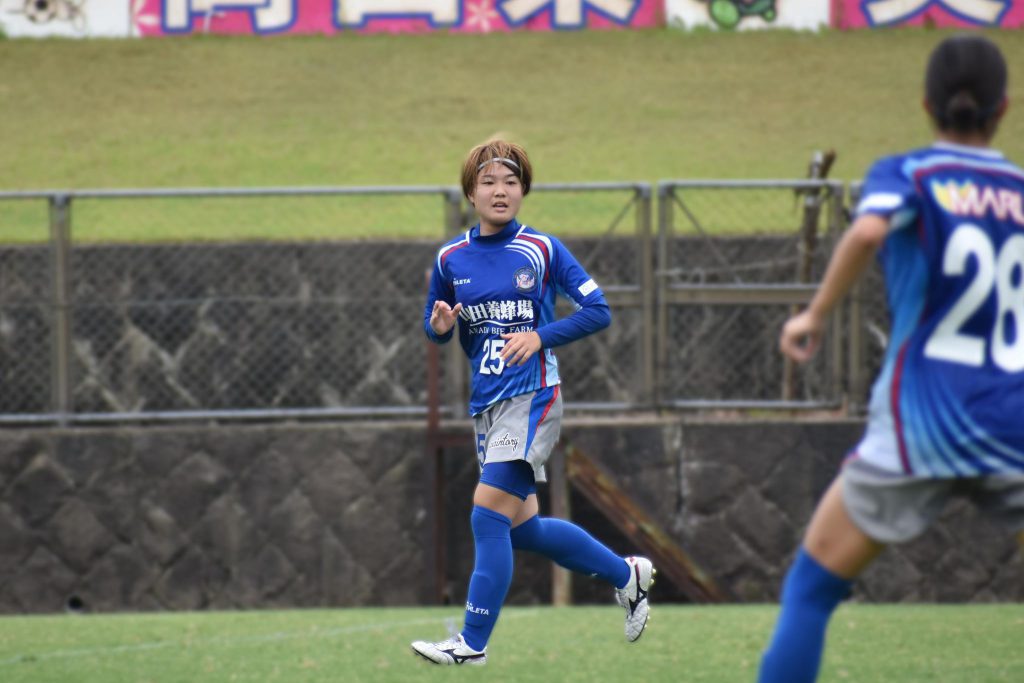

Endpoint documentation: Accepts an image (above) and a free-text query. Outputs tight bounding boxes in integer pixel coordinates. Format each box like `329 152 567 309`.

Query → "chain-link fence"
527 183 653 410
1 187 463 423
0 196 53 416
1 181 880 424
656 180 846 408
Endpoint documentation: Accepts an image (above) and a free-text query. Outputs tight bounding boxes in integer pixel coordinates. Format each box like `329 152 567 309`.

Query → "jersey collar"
470 218 521 243
931 141 1004 159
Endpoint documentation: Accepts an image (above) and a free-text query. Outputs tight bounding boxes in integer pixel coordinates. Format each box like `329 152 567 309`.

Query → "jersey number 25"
479 339 507 375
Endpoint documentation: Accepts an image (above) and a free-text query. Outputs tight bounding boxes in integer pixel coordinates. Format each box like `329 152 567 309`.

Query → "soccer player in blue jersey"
411 140 655 665
758 35 1024 683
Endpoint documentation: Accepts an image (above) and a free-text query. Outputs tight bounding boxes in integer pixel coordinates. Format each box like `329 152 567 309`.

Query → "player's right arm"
781 156 913 363
429 300 463 337
780 213 888 363
423 262 462 343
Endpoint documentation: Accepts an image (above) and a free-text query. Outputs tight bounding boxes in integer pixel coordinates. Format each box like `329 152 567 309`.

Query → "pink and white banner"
131 0 661 35
832 0 1024 28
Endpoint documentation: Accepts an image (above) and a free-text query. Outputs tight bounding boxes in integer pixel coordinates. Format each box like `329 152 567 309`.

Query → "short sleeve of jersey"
856 155 920 232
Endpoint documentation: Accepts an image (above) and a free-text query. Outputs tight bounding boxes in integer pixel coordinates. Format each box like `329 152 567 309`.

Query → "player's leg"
757 477 884 683
460 479 527 650
509 493 631 587
804 477 886 576
411 477 525 665
508 479 653 641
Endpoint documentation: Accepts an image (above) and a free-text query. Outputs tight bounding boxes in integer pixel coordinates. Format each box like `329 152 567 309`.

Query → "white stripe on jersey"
905 154 1024 182
507 244 543 277
857 192 903 213
932 141 1004 159
436 231 471 272
542 349 560 387
510 227 552 282
518 228 554 262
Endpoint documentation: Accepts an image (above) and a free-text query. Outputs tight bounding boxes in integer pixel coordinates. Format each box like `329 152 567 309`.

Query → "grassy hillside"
2 28 1022 241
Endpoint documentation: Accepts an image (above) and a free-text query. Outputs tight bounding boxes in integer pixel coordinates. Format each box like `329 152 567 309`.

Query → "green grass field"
3 28 1024 242
1 605 1022 682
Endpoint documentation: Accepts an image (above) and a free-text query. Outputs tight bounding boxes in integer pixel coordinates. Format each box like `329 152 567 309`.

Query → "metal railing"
0 180 877 425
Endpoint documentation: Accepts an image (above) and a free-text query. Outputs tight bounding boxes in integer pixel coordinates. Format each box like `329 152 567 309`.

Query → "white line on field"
0 610 542 666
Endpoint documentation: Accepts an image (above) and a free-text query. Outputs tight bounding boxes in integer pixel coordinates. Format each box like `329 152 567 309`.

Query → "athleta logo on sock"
487 433 520 453
466 601 490 615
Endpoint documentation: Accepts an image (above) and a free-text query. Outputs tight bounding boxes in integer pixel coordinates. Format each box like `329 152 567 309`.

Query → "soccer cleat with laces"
411 633 487 666
615 556 655 642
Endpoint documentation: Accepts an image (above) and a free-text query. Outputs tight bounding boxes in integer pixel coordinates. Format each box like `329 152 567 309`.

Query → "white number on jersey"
479 339 506 376
924 224 1024 372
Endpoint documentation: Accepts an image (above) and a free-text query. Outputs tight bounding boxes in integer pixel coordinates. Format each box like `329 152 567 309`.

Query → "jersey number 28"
924 224 1024 372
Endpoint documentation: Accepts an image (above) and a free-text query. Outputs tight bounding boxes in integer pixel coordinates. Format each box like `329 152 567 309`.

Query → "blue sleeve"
536 238 611 349
855 155 920 231
423 259 454 344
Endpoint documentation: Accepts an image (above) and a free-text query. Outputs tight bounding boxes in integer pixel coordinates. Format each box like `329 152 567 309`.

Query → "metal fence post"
827 183 845 410
654 182 672 408
49 193 72 426
636 185 655 408
443 188 463 238
548 444 572 605
845 182 866 415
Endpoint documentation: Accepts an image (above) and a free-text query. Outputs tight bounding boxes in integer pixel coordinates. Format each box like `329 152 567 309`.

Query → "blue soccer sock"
757 547 853 683
510 515 631 589
461 506 513 652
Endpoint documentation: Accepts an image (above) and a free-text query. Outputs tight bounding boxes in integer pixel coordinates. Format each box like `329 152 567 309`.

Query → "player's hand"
780 309 825 363
500 331 542 367
430 301 463 336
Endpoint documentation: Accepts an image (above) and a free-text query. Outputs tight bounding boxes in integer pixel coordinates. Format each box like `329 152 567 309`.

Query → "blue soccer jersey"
424 219 611 416
854 142 1024 476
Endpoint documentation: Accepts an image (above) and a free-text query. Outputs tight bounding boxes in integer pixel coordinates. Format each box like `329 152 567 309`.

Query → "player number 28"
479 339 507 376
924 224 1024 372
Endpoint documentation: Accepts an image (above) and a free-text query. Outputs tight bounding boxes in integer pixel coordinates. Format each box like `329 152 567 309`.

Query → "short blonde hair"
460 140 533 200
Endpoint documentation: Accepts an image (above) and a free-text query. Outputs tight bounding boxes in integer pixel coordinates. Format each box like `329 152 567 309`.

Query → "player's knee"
509 515 542 550
471 505 512 540
782 548 852 609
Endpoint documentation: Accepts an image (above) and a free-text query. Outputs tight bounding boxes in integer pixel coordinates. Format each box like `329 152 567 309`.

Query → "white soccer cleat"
411 633 487 666
615 556 655 642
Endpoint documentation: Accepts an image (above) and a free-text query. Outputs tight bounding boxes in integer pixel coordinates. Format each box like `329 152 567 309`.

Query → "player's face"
471 162 523 233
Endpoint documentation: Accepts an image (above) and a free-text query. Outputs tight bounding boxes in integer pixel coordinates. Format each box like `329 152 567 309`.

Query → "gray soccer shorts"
841 457 1024 544
473 385 563 485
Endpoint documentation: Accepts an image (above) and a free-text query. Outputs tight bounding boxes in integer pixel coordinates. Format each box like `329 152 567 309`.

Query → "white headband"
477 157 520 172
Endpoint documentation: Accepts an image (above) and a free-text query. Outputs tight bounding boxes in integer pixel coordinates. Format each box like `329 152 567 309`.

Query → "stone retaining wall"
1 418 1019 614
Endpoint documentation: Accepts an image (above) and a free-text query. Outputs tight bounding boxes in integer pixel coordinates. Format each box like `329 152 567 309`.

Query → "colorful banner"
832 0 1024 28
5 1 1020 40
666 0 827 30
0 0 131 37
131 0 661 35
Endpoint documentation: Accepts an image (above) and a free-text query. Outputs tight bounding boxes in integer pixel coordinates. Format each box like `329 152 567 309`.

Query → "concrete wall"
1 418 1020 614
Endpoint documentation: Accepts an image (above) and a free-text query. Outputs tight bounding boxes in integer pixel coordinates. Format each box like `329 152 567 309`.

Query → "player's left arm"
501 239 610 366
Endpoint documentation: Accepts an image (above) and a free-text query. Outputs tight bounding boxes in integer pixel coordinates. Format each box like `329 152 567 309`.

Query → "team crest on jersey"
514 267 537 292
